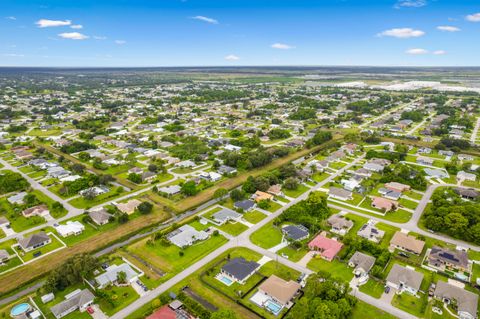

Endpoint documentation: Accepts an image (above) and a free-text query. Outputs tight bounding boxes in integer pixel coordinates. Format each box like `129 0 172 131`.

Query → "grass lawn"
283 184 309 198
259 260 301 281
264 200 282 213
127 234 228 274
312 172 331 183
9 215 46 232
16 234 65 262
242 210 267 224
68 189 126 209
0 256 22 274
217 221 248 236
376 222 400 248
249 221 283 249
328 200 412 223
392 292 428 318
277 246 308 262
345 213 368 235
307 257 354 282
351 300 396 319
359 279 384 298
399 198 418 210
98 285 139 316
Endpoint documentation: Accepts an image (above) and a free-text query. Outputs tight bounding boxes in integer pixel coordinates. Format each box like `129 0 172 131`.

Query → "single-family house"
282 225 309 241
357 222 385 243
371 196 397 212
22 204 49 218
390 232 425 255
115 199 142 215
385 182 411 193
252 191 273 203
220 257 260 284
267 184 284 197
457 171 476 182
348 252 376 277
328 187 352 201
257 275 301 308
327 214 354 236
167 225 209 248
50 289 95 319
386 264 424 295
455 188 480 200
308 232 343 261
88 208 112 226
434 281 478 319
18 232 51 252
233 199 256 212
95 263 139 289
211 208 242 225
55 221 85 237
427 246 469 273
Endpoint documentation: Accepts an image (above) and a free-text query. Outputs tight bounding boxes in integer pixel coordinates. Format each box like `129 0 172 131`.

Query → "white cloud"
3 53 24 57
191 16 218 24
377 28 425 38
5 16 16 20
271 43 295 50
433 50 447 55
395 0 427 8
93 36 107 40
58 32 89 40
406 48 429 55
115 40 126 45
36 19 71 28
70 24 83 29
437 25 460 32
224 54 240 61
466 13 480 22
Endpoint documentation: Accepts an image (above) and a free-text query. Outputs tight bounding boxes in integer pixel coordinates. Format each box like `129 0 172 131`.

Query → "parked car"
384 286 390 294
87 307 94 314
398 252 409 258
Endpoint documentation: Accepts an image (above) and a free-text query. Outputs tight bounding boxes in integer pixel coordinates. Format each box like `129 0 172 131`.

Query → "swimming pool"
10 303 31 317
265 300 282 315
218 275 233 286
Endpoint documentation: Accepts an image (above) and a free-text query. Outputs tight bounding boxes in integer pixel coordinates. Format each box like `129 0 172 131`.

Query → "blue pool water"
265 300 282 315
219 276 233 285
11 303 30 316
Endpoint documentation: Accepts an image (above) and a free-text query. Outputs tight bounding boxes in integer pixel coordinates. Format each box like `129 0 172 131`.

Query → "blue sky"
1 0 480 67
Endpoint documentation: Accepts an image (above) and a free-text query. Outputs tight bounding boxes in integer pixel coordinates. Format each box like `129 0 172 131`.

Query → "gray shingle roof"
221 257 259 281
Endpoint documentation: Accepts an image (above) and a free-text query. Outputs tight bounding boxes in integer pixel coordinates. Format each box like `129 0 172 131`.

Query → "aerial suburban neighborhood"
1 1 480 318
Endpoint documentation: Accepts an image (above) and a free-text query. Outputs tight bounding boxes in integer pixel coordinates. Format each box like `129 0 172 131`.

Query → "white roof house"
55 221 85 237
95 263 139 289
167 225 209 248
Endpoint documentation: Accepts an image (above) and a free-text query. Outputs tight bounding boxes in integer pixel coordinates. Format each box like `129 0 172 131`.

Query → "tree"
148 164 158 172
116 271 127 284
242 176 256 193
181 181 198 196
214 188 228 202
118 213 129 224
137 201 153 214
284 177 299 190
127 173 142 184
230 189 245 201
0 171 29 194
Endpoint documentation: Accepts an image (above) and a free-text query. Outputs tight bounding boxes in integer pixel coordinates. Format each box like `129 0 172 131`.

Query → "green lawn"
312 172 331 183
98 285 139 316
277 246 308 262
259 260 301 281
307 257 354 282
217 221 248 236
398 198 418 210
242 210 267 224
283 184 309 198
392 292 428 318
127 234 228 274
0 256 22 274
249 221 283 249
68 189 127 209
359 279 384 298
351 300 397 319
264 200 282 213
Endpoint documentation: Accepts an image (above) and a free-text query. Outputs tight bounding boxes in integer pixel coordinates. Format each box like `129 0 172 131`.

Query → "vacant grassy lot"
307 257 354 282
98 285 139 316
392 292 428 318
242 210 267 224
283 184 309 198
127 234 227 274
249 221 283 249
351 300 396 319
359 279 384 298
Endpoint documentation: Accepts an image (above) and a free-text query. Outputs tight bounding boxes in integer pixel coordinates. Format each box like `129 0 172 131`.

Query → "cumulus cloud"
58 32 89 40
395 0 427 8
377 28 425 38
70 24 83 29
36 19 71 28
466 13 480 22
433 50 447 55
437 25 460 32
224 54 240 61
406 48 429 55
191 16 218 24
115 40 126 45
271 43 295 50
